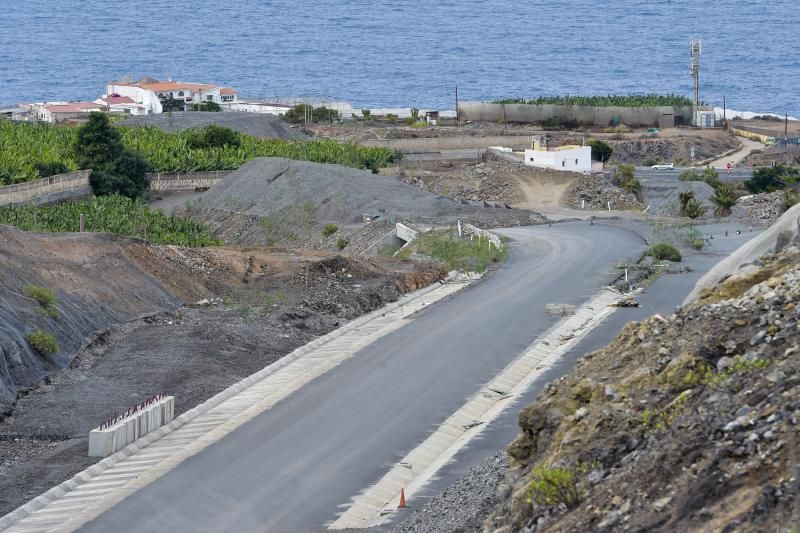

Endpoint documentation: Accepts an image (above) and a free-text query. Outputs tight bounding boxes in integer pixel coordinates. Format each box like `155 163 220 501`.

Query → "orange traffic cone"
398 488 407 509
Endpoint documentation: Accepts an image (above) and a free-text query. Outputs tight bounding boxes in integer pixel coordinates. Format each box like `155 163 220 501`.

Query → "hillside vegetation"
0 121 397 185
0 195 220 246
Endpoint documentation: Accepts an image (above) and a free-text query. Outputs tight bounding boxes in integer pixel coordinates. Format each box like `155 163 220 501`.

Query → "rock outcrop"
485 243 800 532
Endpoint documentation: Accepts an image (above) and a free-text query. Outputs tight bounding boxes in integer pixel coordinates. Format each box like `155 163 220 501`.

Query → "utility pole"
455 85 459 126
785 113 789 148
722 95 727 129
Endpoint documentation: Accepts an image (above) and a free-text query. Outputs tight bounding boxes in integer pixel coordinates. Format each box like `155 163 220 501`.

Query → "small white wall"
88 396 175 457
231 102 291 115
524 146 591 172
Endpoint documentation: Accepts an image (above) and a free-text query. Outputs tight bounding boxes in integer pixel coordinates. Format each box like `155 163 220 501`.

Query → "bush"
22 285 59 318
785 189 799 210
526 465 581 508
322 223 338 236
336 237 349 250
586 139 613 162
187 125 240 149
683 199 708 219
648 242 682 262
361 108 371 119
25 329 59 355
745 165 800 193
282 104 339 124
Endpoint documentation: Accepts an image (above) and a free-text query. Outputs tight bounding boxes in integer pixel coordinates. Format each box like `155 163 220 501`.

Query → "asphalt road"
77 223 645 533
635 166 753 183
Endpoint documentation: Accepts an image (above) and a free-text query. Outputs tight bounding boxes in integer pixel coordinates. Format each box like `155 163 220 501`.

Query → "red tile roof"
220 87 237 95
100 96 136 105
44 102 102 113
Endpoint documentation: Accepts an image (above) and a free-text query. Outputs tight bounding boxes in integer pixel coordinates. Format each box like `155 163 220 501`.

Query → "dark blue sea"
1 0 798 115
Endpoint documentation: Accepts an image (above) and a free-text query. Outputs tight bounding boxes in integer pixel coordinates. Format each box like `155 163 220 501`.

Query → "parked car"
651 163 674 170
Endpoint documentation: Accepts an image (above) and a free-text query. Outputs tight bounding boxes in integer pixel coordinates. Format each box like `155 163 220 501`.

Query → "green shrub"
282 104 339 124
322 223 338 237
33 162 70 178
361 109 371 119
692 238 705 250
186 125 240 149
412 230 507 273
745 165 800 193
526 465 581 508
785 189 799 210
336 237 349 250
22 285 59 318
586 139 613 162
648 242 682 262
25 329 59 355
683 199 707 219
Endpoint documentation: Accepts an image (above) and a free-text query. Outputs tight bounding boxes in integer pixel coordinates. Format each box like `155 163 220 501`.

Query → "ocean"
1 0 798 115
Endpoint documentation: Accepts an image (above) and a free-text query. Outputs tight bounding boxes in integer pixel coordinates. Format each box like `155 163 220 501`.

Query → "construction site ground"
0 235 445 517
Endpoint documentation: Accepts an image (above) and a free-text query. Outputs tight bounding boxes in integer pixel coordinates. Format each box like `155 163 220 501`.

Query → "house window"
575 159 579 165
207 95 213 101
178 91 184 97
562 161 566 167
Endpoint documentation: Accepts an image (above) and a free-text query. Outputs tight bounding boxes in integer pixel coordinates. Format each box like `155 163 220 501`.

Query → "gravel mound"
642 179 715 216
563 174 641 210
731 191 786 226
120 111 303 139
392 451 508 533
199 157 464 225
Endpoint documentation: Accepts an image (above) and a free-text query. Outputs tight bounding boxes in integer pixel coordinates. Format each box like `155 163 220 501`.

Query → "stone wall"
0 171 92 206
458 102 693 127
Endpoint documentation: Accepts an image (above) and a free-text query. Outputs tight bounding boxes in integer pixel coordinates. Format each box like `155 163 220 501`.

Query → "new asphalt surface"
77 223 644 533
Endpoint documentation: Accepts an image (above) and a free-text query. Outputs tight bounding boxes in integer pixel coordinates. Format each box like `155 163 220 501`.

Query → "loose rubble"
563 174 642 210
391 451 509 533
732 191 787 227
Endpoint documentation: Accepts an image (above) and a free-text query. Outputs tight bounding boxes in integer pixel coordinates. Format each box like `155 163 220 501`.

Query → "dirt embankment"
0 227 446 516
120 111 305 140
179 157 547 251
485 245 800 532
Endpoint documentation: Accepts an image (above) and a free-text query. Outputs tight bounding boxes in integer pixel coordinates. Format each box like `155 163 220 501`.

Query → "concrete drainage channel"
0 273 479 533
329 287 628 530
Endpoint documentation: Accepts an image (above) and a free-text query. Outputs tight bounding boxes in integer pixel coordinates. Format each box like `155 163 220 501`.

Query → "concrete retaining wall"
457 102 693 127
395 222 418 243
148 171 231 191
88 396 175 457
361 135 534 152
0 170 92 206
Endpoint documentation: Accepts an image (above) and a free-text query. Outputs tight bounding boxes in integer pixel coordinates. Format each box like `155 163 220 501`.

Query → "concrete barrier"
457 102 693 127
545 303 576 315
148 171 231 191
88 396 175 457
0 170 92 206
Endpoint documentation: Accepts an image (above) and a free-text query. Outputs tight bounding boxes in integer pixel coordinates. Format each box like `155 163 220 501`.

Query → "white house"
104 79 239 114
524 135 592 172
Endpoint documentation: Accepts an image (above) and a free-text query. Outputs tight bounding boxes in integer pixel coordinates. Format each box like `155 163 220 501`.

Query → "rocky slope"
485 243 800 531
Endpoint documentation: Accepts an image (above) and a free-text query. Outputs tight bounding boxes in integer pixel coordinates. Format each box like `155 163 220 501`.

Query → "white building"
230 100 294 115
104 79 239 114
93 95 146 115
524 136 592 172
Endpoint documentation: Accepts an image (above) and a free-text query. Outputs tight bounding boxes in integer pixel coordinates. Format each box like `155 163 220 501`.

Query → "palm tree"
711 184 737 217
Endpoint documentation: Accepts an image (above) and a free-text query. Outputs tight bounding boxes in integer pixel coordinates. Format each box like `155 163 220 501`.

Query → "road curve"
77 223 645 533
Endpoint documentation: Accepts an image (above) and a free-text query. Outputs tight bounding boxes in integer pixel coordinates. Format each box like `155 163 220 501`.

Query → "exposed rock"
732 191 787 227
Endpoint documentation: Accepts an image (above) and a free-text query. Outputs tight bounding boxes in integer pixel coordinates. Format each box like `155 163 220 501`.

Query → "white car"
651 163 674 170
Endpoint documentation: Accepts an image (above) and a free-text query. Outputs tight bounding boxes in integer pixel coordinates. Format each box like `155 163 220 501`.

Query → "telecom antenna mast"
690 38 702 107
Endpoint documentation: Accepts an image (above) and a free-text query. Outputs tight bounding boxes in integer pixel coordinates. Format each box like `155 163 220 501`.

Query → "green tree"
161 97 185 112
745 165 800 193
282 104 339 124
75 113 150 198
587 139 613 162
679 191 695 215
192 101 221 112
33 162 70 178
